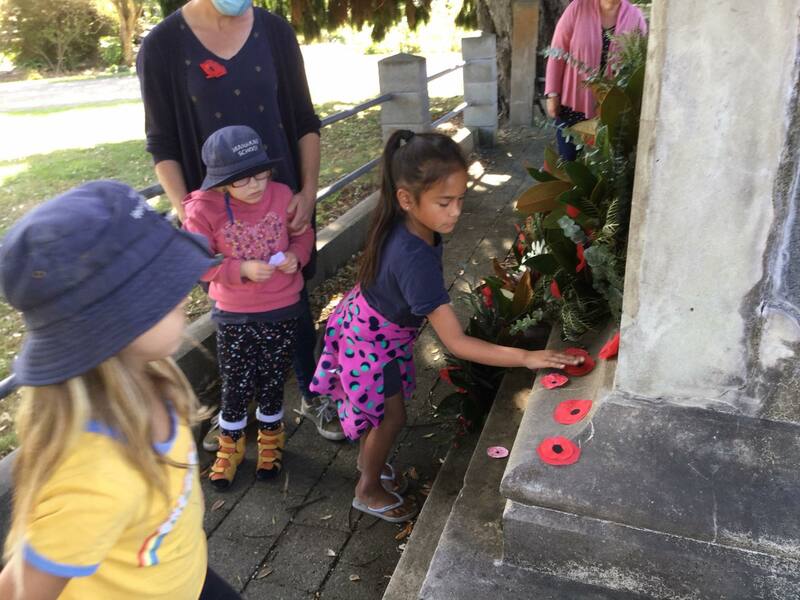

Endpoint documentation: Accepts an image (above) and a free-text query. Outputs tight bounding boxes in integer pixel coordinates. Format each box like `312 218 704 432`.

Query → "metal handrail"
316 157 382 204
427 62 465 82
432 101 468 129
320 93 393 128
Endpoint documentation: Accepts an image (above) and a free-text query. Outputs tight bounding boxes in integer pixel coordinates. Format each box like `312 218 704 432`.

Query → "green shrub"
0 0 113 73
98 35 123 68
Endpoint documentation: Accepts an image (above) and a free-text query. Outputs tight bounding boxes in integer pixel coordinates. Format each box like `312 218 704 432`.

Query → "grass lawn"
0 96 463 456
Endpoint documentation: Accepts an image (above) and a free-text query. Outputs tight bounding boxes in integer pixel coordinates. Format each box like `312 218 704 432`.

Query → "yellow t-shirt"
23 414 207 599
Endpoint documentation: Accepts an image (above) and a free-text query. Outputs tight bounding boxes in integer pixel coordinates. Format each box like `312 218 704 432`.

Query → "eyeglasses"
231 170 270 188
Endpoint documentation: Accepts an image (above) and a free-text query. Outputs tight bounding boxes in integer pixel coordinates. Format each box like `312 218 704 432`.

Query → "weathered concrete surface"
618 0 800 420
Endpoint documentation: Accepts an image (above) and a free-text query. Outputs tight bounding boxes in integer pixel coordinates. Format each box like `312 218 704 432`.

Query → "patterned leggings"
217 319 297 440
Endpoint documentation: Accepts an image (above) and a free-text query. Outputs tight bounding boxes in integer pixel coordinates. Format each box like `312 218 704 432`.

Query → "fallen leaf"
326 548 337 557
423 433 435 439
349 574 361 582
398 543 407 551
320 514 333 521
395 521 414 541
438 458 445 464
420 483 432 497
406 466 419 480
211 499 225 511
294 416 302 425
255 566 273 579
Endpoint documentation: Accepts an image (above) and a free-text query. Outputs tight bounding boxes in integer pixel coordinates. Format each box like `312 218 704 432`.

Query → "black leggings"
217 318 297 438
199 567 241 599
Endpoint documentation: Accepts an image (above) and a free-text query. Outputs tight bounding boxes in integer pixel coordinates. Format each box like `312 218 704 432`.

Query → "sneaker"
300 395 345 441
202 401 257 452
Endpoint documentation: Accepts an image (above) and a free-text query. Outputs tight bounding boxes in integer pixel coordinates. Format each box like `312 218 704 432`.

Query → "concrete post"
509 0 540 126
378 53 431 143
462 34 498 147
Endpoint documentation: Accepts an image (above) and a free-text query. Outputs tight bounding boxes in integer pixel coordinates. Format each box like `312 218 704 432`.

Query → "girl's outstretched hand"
523 349 584 371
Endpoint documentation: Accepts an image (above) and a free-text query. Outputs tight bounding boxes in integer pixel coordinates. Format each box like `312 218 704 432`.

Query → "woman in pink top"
545 0 647 160
183 125 314 490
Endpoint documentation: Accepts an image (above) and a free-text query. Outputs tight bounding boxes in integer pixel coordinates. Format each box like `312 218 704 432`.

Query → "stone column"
618 0 800 422
509 0 539 126
463 34 499 146
378 53 431 143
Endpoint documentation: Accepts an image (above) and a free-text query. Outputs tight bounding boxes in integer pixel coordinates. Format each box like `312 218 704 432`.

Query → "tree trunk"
113 0 142 66
476 0 569 119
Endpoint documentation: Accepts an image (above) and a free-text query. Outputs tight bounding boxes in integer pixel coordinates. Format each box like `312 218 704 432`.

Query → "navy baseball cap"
200 125 281 190
0 181 218 386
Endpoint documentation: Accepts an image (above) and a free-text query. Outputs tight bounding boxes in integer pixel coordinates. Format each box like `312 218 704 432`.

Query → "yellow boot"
256 425 285 481
209 434 245 490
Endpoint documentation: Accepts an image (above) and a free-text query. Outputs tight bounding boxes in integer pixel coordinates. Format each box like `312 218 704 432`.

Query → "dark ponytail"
357 129 468 287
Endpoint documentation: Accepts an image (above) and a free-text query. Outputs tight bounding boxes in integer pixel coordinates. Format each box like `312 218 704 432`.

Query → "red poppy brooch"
199 59 227 79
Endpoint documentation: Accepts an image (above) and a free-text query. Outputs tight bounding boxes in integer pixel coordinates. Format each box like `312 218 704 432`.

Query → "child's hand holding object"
275 251 299 274
241 259 275 282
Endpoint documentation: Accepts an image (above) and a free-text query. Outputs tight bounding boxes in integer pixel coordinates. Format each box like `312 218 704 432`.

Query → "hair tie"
399 130 415 145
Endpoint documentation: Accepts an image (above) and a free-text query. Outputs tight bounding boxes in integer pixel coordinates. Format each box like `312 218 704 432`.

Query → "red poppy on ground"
566 205 581 218
563 347 595 377
537 436 581 466
456 387 467 394
598 332 620 360
576 243 587 272
553 399 593 425
200 59 227 79
542 372 569 390
550 279 562 299
480 286 493 308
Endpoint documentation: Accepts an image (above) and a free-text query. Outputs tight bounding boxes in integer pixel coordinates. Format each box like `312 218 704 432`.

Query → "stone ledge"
503 501 800 600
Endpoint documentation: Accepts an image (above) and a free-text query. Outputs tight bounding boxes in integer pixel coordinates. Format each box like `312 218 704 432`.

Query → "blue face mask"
211 0 252 17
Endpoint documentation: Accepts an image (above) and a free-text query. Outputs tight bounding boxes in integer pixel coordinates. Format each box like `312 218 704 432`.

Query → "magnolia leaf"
624 63 646 115
515 180 573 214
349 574 361 582
523 253 559 275
543 146 570 182
525 165 557 182
211 499 225 512
544 227 579 272
566 117 599 139
255 567 273 580
543 205 568 229
511 270 533 318
599 86 631 134
564 162 597 196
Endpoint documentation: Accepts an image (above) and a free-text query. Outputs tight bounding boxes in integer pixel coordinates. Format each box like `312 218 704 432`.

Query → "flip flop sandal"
351 491 418 524
356 463 409 495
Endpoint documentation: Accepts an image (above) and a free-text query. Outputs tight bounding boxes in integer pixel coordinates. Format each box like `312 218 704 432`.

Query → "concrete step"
417 368 647 599
498 327 800 599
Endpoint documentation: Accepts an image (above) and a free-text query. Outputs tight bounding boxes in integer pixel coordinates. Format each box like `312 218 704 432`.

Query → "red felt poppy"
566 205 581 219
199 59 227 79
439 367 452 384
541 372 569 390
553 399 593 425
576 243 587 272
598 332 620 360
480 286 493 308
563 347 595 377
537 436 581 466
550 279 562 300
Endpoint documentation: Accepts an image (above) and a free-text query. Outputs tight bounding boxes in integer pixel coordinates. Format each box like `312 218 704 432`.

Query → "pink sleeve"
545 2 577 96
288 227 315 268
182 211 243 285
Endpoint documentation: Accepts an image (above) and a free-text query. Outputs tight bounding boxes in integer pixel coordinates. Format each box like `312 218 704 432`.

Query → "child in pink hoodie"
183 125 314 489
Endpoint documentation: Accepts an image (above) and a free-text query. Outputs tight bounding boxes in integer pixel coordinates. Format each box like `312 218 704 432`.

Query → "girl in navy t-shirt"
311 131 583 522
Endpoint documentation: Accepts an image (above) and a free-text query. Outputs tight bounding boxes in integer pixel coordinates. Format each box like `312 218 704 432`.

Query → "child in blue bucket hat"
0 181 241 599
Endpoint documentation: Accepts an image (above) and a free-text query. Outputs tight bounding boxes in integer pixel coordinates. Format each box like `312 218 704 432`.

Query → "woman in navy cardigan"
137 0 345 443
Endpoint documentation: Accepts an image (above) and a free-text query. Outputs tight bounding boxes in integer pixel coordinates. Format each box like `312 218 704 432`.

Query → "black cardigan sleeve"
137 25 182 165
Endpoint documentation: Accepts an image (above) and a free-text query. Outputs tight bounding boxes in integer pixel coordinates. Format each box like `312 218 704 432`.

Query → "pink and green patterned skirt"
310 286 417 440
